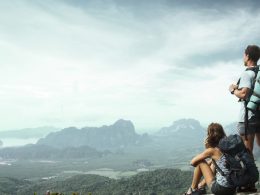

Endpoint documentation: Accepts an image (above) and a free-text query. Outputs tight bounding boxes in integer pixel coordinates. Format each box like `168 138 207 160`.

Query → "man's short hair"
245 45 260 63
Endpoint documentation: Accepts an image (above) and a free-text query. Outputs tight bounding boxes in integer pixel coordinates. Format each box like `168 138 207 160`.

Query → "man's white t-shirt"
238 69 256 122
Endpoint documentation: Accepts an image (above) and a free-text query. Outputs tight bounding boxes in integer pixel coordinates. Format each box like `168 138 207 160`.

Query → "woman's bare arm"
190 148 214 167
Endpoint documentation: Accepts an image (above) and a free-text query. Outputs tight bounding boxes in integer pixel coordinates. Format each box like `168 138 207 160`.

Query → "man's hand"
229 84 238 94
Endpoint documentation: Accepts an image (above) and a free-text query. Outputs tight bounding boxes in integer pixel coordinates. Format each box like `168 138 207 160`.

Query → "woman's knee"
198 159 208 164
197 160 207 166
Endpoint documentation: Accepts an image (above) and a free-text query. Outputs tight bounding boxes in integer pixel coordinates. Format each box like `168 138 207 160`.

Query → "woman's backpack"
214 134 259 187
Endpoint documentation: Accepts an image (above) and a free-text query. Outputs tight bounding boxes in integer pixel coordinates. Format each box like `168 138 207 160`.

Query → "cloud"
0 1 260 131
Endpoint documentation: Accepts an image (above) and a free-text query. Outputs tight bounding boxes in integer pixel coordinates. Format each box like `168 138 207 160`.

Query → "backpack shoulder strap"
236 66 259 86
246 65 259 72
245 65 259 89
212 158 225 176
243 66 259 140
243 66 259 88
249 65 259 90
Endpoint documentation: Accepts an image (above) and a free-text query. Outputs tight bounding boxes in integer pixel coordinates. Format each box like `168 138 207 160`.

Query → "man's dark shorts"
237 116 260 135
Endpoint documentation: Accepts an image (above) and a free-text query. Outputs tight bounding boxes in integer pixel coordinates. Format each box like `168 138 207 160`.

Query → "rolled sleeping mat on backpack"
247 74 260 111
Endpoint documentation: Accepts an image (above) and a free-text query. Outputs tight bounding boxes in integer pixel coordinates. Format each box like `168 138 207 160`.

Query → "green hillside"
1 169 192 195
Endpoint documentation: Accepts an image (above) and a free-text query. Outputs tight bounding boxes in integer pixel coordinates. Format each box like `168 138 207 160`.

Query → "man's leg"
255 132 260 147
241 133 255 153
238 122 256 153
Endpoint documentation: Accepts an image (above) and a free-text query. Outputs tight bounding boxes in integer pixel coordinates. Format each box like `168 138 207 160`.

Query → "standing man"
229 45 260 153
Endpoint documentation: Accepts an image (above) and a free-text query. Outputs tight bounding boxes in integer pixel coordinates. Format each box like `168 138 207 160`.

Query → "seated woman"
184 123 236 195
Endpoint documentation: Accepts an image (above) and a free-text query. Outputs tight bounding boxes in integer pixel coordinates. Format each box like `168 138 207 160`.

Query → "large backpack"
213 134 259 187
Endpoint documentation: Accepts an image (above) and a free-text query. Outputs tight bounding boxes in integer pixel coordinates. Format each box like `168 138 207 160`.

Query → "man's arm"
229 71 254 100
229 84 251 100
233 87 250 100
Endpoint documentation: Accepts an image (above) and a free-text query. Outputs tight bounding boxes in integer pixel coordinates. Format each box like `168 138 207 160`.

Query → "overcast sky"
1 0 260 132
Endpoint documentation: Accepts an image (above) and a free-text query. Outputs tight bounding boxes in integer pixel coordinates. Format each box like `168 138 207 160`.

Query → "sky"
1 0 260 132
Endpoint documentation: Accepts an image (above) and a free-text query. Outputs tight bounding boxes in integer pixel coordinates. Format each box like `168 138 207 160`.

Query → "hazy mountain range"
0 126 60 139
0 118 240 160
37 119 150 150
0 119 203 160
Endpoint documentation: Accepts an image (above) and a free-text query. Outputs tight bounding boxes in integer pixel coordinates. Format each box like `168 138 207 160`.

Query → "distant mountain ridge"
0 126 60 139
37 119 150 150
157 118 205 136
151 118 206 149
0 144 102 160
37 118 207 153
224 122 237 135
